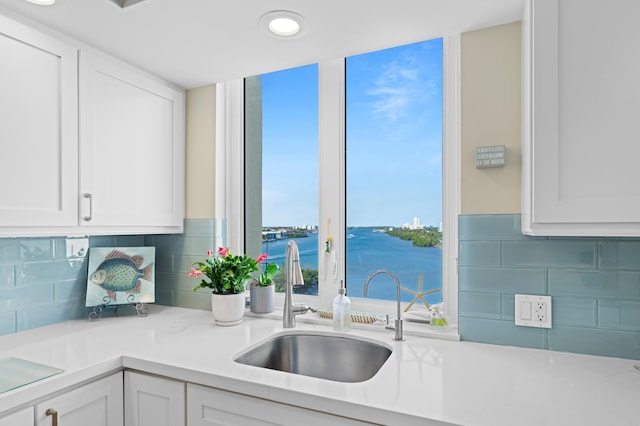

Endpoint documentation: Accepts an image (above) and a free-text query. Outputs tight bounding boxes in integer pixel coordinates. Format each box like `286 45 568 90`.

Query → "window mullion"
218 79 246 254
441 34 460 325
318 58 346 308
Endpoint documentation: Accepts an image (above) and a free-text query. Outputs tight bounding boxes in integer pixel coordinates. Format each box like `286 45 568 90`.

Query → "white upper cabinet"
79 51 185 232
0 12 184 237
522 0 640 236
0 14 78 228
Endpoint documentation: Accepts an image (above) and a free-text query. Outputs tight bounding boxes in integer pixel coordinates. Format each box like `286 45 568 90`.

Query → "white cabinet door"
0 407 33 426
187 383 371 426
0 14 78 228
523 0 640 236
79 50 185 231
124 371 185 426
35 372 123 426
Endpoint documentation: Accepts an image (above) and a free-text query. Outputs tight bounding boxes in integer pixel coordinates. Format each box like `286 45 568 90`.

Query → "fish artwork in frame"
85 247 155 307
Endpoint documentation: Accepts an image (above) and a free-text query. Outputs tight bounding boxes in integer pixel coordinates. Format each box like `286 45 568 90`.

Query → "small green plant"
257 260 279 287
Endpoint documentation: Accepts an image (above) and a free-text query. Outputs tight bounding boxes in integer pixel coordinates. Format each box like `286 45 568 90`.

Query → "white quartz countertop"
0 305 638 425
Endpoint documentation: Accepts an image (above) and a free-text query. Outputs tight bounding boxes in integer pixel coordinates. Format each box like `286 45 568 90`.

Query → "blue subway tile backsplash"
459 316 547 349
548 325 640 360
144 218 226 313
459 266 546 294
598 300 640 331
0 311 15 335
459 214 528 240
458 241 502 266
598 241 640 270
459 214 640 360
0 234 164 336
551 297 597 327
3 215 639 361
459 291 502 319
548 269 640 299
502 240 597 268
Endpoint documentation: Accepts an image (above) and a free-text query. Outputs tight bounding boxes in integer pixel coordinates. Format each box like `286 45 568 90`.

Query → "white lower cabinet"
2 370 373 426
187 383 372 426
124 371 185 426
0 406 33 426
35 372 123 426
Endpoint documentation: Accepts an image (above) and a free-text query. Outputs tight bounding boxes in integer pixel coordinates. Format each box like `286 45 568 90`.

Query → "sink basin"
234 331 392 383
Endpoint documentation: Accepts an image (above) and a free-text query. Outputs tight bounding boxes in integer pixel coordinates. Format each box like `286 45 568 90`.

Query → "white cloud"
364 52 439 123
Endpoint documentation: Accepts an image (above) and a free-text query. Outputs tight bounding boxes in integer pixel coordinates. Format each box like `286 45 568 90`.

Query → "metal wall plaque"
476 145 506 168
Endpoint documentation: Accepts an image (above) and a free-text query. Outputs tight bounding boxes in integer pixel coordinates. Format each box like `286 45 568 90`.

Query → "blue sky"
261 38 443 228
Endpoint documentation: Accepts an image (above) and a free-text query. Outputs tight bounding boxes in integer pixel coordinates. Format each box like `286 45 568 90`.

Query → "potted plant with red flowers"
188 247 265 326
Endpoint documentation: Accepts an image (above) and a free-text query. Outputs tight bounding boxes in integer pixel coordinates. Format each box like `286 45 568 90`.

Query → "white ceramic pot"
211 292 245 326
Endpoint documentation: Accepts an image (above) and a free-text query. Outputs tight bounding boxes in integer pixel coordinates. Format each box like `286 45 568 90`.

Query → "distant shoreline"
261 228 443 304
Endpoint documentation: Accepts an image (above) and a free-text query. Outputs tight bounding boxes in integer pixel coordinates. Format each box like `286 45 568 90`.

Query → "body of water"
262 228 443 304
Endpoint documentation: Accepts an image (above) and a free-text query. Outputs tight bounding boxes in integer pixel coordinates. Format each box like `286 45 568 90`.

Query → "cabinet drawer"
0 406 33 426
187 383 374 426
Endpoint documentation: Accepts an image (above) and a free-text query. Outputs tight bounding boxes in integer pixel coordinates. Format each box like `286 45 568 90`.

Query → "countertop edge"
1 306 638 426
120 355 452 426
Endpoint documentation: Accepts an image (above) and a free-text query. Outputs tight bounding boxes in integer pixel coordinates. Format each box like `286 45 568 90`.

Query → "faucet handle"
293 304 310 316
393 318 405 341
384 317 405 341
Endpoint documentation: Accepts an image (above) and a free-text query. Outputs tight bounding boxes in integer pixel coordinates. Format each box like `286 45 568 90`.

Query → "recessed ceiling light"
259 11 308 39
269 17 300 36
24 0 56 5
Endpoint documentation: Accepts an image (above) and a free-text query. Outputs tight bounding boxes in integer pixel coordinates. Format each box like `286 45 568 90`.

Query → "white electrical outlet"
515 294 552 328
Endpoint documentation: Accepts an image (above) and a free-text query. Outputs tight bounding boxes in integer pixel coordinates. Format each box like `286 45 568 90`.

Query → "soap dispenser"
333 280 351 332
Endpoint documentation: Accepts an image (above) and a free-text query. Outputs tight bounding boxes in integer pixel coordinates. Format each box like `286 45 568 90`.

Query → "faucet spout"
283 240 309 328
363 270 405 341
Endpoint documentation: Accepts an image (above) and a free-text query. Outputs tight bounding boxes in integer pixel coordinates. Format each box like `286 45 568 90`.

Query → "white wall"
461 22 521 215
185 84 217 218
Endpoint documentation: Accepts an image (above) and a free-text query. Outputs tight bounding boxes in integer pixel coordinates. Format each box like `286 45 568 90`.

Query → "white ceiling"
0 0 524 89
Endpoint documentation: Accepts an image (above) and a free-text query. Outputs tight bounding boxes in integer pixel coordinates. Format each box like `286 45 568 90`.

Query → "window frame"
219 34 460 326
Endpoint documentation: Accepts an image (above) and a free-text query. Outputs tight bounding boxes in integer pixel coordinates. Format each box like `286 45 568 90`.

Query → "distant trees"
385 227 442 248
262 228 310 240
273 263 318 295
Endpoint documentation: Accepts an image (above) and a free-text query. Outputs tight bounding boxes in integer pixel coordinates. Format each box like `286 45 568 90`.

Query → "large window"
242 36 458 321
345 39 443 304
245 65 319 295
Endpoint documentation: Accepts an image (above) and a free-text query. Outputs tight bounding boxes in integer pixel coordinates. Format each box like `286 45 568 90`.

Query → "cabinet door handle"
83 193 93 222
45 408 58 426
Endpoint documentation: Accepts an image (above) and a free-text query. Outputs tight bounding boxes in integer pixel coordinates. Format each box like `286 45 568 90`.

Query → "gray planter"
250 284 274 314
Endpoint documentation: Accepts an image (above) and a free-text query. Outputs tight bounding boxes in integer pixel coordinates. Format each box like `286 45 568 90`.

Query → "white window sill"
244 307 460 341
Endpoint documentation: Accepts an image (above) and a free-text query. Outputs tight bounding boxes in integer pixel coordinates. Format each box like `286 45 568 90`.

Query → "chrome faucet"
283 240 310 328
363 270 405 341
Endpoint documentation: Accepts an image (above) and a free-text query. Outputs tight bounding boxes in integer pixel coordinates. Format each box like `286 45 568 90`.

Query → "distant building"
401 217 426 230
262 229 287 240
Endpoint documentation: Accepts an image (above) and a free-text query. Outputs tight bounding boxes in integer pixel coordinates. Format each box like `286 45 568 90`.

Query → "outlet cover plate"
515 294 552 328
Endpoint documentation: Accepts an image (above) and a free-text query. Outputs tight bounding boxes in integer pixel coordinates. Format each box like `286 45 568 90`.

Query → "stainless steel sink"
234 331 392 383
